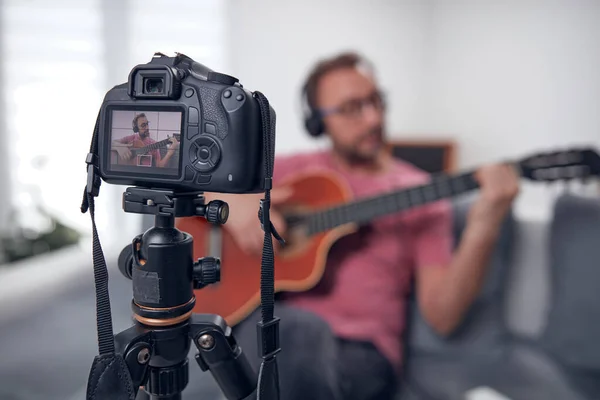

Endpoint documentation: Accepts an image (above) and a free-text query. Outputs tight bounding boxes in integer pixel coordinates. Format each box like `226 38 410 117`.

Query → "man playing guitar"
202 52 520 400
112 113 179 168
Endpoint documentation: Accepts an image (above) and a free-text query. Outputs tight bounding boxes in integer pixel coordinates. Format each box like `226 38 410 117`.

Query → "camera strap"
80 114 136 400
80 92 282 400
253 91 283 400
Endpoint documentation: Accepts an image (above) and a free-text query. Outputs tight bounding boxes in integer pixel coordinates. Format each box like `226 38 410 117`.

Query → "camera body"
98 52 268 194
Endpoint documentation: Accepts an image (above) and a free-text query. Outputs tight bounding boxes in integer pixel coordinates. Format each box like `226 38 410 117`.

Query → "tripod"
114 187 256 400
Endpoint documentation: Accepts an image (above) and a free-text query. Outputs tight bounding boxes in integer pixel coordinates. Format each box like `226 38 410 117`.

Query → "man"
112 113 179 168
204 52 519 400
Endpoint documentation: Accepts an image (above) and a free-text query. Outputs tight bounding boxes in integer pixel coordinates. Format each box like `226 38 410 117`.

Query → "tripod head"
115 187 256 400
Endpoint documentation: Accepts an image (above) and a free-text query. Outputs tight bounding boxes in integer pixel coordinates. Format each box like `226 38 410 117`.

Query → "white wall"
227 0 431 154
227 0 600 222
422 0 600 220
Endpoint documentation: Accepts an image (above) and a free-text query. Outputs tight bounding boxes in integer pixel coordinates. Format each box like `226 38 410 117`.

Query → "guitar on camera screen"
109 110 183 177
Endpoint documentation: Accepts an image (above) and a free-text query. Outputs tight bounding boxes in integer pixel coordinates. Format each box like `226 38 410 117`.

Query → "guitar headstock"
518 148 600 182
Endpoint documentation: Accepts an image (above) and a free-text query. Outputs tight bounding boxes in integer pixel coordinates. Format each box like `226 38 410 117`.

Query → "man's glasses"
139 122 149 128
319 91 386 119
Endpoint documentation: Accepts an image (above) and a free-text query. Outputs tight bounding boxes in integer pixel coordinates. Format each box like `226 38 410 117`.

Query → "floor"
0 261 226 400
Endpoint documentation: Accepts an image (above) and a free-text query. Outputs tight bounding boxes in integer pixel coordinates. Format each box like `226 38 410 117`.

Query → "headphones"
301 82 326 138
132 113 145 133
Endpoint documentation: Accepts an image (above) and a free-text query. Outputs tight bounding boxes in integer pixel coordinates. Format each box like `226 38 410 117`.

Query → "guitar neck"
304 170 480 235
135 136 179 154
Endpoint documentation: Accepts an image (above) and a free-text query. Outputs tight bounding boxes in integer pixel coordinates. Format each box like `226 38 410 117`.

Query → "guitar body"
128 138 154 167
175 171 357 326
110 134 180 167
173 146 600 326
111 139 154 167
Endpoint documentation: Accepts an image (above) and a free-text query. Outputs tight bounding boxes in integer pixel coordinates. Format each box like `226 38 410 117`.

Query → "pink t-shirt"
273 150 454 371
118 134 162 167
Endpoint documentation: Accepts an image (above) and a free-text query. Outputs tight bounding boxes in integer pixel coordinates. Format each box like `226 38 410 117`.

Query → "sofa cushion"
401 340 589 400
404 194 516 356
539 194 600 387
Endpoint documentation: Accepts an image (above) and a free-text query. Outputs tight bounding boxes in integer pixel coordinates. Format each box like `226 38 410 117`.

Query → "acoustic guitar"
111 133 180 167
175 147 600 326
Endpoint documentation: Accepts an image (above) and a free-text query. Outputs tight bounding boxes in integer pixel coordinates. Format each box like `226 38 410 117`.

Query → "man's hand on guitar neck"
203 187 293 255
416 163 520 336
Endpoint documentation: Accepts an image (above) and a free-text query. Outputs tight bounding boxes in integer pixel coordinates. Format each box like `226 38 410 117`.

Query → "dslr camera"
97 52 268 193
82 53 281 400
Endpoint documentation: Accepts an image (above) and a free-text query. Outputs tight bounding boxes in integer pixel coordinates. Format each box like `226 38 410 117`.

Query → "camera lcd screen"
109 110 182 177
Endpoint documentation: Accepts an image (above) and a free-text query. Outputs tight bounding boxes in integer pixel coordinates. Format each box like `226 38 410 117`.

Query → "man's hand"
209 187 293 255
470 163 520 225
415 163 520 336
168 137 180 151
113 142 132 160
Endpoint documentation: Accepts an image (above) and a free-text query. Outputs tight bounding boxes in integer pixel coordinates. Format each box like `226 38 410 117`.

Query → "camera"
83 52 281 400
97 52 268 194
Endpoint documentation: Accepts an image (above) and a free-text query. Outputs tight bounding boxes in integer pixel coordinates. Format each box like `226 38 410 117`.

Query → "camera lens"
144 78 164 94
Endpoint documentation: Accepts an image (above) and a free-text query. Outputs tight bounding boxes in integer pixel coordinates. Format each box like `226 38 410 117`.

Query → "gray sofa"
399 193 600 400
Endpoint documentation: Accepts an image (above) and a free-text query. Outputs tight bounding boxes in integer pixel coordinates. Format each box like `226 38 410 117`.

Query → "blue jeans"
233 302 398 400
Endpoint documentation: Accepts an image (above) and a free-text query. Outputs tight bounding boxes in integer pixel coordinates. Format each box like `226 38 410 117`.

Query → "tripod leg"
189 314 257 400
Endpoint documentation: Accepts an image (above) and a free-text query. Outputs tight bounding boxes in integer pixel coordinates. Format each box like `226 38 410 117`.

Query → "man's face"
137 116 150 138
316 67 386 163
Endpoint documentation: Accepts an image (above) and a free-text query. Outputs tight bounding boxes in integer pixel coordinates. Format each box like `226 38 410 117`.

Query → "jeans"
233 302 398 400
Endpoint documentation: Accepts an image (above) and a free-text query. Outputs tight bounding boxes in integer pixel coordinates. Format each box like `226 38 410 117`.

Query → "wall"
227 0 600 222
422 0 600 221
227 0 431 154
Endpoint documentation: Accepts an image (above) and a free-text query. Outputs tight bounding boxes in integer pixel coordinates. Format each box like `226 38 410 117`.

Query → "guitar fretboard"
134 135 179 154
304 172 479 235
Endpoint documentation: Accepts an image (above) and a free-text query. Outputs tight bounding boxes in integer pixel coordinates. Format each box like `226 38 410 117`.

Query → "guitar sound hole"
281 212 310 254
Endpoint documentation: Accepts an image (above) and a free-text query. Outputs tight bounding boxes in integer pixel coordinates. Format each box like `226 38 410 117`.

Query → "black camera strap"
253 91 283 400
80 92 282 400
80 113 135 400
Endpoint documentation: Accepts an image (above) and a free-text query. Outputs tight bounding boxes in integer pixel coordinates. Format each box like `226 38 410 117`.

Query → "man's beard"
333 126 385 165
138 131 149 139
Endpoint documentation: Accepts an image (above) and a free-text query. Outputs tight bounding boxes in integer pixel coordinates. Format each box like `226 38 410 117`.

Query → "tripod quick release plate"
122 187 228 222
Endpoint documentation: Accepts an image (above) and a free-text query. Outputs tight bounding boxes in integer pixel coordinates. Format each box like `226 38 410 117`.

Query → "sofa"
138 192 600 400
398 192 600 400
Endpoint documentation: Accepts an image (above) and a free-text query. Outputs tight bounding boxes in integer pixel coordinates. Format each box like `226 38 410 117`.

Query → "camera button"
184 166 196 181
192 137 220 172
188 107 199 124
189 142 201 162
208 71 239 85
204 122 217 135
196 174 212 185
198 146 210 161
236 94 244 101
187 125 199 139
194 160 211 171
185 88 194 98
209 148 220 165
223 90 232 98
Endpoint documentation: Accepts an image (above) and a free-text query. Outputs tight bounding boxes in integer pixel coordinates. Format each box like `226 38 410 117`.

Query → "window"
1 0 229 249
2 0 105 236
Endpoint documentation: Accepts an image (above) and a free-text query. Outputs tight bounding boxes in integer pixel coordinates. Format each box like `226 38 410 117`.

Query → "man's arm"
156 138 178 167
112 135 134 160
414 164 519 336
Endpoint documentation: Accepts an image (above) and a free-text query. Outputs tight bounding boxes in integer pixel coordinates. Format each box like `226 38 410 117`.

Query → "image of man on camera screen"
111 111 180 169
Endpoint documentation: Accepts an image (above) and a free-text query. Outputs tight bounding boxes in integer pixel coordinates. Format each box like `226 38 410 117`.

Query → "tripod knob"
193 257 221 289
206 200 229 225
